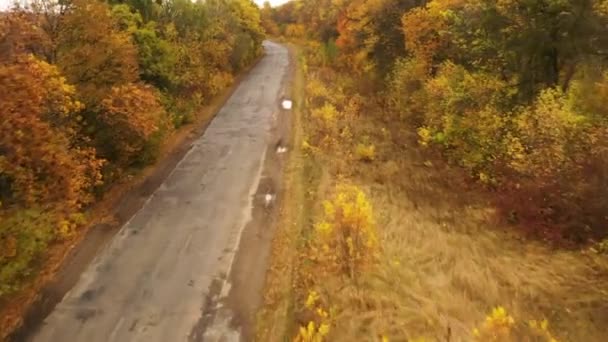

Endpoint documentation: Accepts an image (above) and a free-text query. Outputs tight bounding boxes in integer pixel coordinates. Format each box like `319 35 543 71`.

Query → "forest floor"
257 46 608 342
0 52 266 341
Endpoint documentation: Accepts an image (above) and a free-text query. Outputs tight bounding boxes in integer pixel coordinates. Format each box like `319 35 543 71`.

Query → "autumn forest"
2 0 608 341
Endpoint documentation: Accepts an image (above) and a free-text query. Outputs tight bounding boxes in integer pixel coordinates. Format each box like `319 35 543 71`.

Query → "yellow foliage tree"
312 184 377 279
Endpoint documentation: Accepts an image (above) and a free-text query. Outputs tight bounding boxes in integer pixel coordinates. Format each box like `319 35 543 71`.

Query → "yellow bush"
417 127 433 147
473 307 559 342
528 320 559 342
311 103 339 128
473 307 515 341
312 184 377 278
511 88 586 180
310 103 342 150
306 78 332 106
419 62 512 178
355 144 376 162
294 290 332 342
294 321 330 342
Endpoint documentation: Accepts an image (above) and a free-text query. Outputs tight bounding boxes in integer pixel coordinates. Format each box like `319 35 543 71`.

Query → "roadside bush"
294 290 332 342
311 103 340 133
310 103 341 149
207 71 234 98
311 185 377 279
566 69 608 120
295 321 330 342
306 77 333 107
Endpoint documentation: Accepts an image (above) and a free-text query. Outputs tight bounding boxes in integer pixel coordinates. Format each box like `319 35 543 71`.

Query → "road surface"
29 41 290 342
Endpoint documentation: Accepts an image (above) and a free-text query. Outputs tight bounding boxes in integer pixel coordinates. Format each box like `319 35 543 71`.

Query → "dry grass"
312 118 608 341
352 189 608 341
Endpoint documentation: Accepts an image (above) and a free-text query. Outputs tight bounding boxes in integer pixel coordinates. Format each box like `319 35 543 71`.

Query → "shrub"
473 307 559 342
355 144 376 162
420 62 513 178
231 33 256 71
473 307 515 341
294 290 332 342
510 88 586 180
306 76 335 107
303 41 325 67
207 71 234 97
311 184 377 279
294 321 330 342
503 88 606 237
310 103 341 148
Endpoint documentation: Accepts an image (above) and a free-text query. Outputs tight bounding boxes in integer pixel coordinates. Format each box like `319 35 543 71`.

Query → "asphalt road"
29 41 290 342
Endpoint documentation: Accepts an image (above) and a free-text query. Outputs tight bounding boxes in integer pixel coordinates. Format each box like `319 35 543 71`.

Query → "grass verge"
256 45 329 341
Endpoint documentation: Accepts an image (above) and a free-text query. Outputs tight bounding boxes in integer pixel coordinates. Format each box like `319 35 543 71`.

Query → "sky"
0 0 30 10
0 0 14 10
0 0 291 9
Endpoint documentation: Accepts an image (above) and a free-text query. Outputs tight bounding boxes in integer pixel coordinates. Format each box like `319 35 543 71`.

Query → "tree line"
0 0 263 297
265 0 608 243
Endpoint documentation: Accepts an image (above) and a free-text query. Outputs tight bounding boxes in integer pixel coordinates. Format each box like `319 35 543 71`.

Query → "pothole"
275 138 288 154
264 193 275 208
256 177 276 209
281 99 292 110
